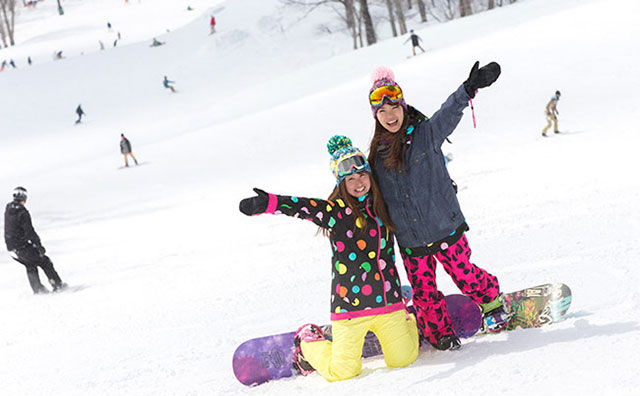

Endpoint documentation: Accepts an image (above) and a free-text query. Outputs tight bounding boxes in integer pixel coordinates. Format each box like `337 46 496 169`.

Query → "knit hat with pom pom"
369 66 407 118
327 135 371 186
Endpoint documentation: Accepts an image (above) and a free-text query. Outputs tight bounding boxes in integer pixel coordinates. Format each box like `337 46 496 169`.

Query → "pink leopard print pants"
401 235 500 345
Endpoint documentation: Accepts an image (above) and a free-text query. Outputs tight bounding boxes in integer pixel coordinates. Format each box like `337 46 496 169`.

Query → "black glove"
463 61 501 98
37 246 46 257
239 188 270 216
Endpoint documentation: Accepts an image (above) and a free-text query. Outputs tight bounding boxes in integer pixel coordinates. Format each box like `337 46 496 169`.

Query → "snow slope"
1 0 639 395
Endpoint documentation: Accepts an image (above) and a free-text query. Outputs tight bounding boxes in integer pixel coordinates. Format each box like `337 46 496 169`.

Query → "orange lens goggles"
369 85 403 107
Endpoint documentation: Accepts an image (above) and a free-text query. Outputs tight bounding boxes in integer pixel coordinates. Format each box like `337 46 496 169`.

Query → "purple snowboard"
232 294 481 386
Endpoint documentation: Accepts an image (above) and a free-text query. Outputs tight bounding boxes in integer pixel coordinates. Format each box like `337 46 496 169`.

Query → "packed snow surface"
1 0 639 395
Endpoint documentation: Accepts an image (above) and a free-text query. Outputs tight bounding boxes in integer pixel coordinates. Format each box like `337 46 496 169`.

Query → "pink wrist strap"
469 94 477 129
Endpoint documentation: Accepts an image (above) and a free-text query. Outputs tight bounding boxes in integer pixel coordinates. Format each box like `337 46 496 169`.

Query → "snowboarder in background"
120 133 138 167
0 60 6 71
239 135 419 381
541 90 561 137
4 187 67 294
107 21 112 31
404 30 425 57
27 56 32 65
150 38 165 47
163 76 176 93
210 15 216 34
75 104 85 124
99 40 105 50
366 63 508 350
9 59 16 68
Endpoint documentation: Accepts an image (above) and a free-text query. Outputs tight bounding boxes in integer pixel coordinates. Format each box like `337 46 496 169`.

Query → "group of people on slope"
238 61 510 382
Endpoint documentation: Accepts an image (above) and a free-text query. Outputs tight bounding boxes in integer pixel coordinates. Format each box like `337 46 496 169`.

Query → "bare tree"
0 14 6 48
488 0 495 10
459 0 472 17
0 0 16 46
384 0 398 37
392 0 408 34
440 0 456 20
344 0 360 49
416 0 427 22
358 0 376 45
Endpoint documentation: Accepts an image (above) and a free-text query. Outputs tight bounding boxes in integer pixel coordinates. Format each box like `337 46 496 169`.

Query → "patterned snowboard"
232 293 481 386
498 282 572 332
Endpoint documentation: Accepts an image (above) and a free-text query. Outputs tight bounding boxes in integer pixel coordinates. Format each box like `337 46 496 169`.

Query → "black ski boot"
434 334 461 351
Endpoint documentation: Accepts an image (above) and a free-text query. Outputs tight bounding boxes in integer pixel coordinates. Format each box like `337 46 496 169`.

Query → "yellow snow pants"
300 309 419 382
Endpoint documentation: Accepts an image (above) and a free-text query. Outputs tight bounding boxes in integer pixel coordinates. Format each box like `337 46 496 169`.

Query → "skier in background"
366 63 508 350
210 15 216 34
120 133 139 167
163 76 176 93
239 135 418 382
4 187 68 294
404 30 425 57
28 56 32 65
150 38 165 47
75 104 85 124
541 90 561 137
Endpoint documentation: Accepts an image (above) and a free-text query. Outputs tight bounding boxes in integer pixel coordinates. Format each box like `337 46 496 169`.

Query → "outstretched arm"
239 188 340 230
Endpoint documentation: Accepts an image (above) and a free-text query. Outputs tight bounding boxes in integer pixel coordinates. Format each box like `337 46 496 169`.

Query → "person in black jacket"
4 187 67 294
120 133 138 167
75 104 85 124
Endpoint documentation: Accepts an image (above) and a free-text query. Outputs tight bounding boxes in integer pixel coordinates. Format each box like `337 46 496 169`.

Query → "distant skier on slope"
150 38 165 47
4 187 68 294
541 90 561 137
210 15 216 34
120 133 139 167
404 30 425 57
75 104 85 124
163 76 176 93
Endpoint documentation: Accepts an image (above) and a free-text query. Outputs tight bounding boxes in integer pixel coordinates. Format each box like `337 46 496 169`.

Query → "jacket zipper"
365 198 388 307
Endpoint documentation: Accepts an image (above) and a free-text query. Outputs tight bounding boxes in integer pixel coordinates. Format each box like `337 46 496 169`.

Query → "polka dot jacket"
264 192 405 321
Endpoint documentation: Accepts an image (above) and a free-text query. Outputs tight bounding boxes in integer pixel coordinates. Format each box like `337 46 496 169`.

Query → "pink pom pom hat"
369 66 407 118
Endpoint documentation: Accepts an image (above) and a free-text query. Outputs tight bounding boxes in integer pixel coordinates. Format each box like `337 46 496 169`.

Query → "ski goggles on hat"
331 153 369 178
369 85 403 107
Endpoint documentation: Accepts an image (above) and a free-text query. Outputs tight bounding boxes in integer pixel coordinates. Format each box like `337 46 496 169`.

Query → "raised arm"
428 61 501 146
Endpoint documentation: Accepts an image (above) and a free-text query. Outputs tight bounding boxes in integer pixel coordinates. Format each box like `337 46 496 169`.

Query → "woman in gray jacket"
366 63 508 350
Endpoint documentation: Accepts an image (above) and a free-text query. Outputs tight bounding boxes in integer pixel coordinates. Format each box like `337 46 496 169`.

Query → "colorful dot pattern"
272 193 403 317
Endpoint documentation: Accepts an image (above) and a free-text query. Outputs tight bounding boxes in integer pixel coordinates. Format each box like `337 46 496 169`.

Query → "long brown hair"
320 171 395 237
367 111 409 172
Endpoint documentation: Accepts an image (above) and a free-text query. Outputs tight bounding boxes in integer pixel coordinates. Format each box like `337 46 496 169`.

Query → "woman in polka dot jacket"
239 135 418 382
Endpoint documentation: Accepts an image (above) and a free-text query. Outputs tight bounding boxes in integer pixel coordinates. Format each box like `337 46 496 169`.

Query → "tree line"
281 0 519 49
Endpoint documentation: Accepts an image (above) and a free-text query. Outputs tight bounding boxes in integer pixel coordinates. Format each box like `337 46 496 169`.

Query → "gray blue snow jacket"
372 84 470 250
